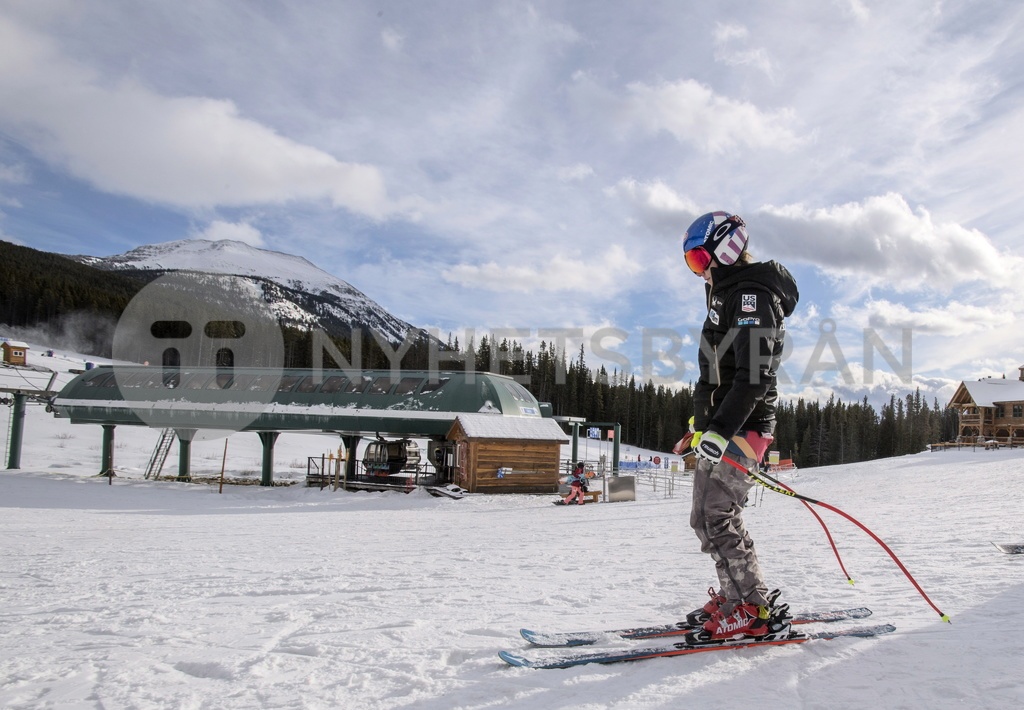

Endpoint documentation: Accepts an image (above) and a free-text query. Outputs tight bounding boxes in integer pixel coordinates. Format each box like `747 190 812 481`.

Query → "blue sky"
2 1 1024 408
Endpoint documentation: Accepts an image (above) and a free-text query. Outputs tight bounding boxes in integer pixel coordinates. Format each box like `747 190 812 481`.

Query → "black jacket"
692 260 799 439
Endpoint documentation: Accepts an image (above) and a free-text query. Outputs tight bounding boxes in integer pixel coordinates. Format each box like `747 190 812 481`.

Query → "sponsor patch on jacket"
741 294 757 312
736 316 761 326
709 308 720 325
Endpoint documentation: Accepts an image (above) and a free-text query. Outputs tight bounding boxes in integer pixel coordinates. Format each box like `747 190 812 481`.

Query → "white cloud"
713 23 748 44
605 178 700 235
557 163 594 181
0 161 25 211
381 27 404 53
870 301 1013 335
191 220 265 248
623 78 803 154
0 161 28 184
755 193 1024 292
0 16 392 219
831 299 1013 337
843 0 872 23
441 244 643 295
713 23 774 78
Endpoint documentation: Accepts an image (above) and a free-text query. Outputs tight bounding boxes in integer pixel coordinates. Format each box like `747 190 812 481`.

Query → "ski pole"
760 469 855 586
680 432 855 585
721 455 951 623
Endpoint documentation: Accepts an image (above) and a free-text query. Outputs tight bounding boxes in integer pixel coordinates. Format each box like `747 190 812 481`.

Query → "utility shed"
448 413 568 494
1 340 29 366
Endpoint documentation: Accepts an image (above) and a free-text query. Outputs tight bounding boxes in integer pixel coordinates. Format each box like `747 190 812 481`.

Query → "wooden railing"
932 437 1021 450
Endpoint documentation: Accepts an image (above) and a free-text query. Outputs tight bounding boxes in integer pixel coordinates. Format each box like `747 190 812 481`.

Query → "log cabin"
948 366 1024 446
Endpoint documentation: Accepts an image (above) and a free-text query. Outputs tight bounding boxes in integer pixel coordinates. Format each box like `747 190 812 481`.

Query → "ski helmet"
682 211 748 273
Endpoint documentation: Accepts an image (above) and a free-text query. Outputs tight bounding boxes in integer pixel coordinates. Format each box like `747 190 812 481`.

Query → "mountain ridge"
70 238 435 347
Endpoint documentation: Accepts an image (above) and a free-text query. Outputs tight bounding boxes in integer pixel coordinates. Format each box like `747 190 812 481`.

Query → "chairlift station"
47 366 570 493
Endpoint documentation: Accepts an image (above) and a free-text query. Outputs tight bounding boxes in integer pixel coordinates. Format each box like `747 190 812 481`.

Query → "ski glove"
694 431 728 465
672 430 702 455
671 416 702 454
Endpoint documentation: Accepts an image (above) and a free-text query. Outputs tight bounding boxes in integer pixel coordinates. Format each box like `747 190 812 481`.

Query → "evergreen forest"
327 331 958 470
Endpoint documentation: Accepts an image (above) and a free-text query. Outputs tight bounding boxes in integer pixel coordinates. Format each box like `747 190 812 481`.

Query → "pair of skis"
501 607 894 669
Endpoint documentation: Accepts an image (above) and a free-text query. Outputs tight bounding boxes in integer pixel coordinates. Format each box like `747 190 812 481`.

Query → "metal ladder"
144 428 176 479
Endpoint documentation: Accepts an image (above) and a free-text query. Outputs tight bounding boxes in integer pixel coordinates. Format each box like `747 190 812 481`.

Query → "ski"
992 542 1024 554
520 606 872 647
500 623 895 669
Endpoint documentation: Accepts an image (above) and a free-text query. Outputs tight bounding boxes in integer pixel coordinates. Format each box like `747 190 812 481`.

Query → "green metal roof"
51 366 549 437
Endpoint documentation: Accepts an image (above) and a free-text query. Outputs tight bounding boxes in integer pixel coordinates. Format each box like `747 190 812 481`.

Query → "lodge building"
948 366 1024 445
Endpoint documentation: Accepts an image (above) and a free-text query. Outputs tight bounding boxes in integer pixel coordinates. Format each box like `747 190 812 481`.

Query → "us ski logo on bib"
741 294 757 312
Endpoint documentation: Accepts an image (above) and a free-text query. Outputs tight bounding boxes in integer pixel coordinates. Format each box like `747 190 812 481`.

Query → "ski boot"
685 587 782 626
685 598 792 645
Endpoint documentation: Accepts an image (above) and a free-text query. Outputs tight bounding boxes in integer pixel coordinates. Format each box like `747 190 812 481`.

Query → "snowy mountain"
74 239 435 346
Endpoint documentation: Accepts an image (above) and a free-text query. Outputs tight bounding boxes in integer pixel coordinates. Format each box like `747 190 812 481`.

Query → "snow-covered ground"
2 344 1024 709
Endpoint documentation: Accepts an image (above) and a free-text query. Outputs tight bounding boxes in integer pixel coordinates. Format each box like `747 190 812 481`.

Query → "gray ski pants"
689 456 769 610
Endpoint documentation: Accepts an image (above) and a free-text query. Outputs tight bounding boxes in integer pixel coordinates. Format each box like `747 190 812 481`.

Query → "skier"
674 211 799 641
562 462 588 506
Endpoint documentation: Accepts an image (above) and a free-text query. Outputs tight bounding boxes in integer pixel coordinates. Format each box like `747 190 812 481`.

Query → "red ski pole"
678 432 854 585
772 474 855 586
722 455 950 623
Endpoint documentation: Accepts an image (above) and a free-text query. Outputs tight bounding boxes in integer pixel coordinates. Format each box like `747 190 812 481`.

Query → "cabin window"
207 373 254 390
277 375 303 392
1014 405 1023 418
343 376 373 394
996 406 1005 418
211 374 233 389
295 376 319 393
181 374 212 390
395 377 423 395
420 377 450 394
122 371 164 388
83 372 117 388
319 376 347 393
247 374 279 391
368 377 397 395
119 372 151 388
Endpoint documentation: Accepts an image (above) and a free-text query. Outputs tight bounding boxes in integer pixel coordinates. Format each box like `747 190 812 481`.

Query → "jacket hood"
712 260 799 317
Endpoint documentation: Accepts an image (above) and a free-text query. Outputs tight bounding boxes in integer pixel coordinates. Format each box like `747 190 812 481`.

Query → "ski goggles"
684 246 713 275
